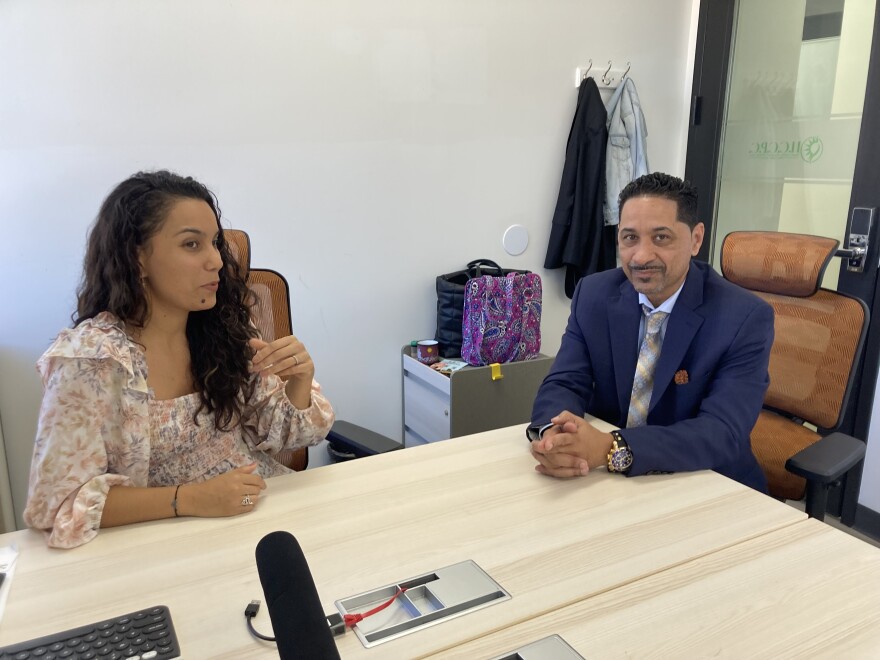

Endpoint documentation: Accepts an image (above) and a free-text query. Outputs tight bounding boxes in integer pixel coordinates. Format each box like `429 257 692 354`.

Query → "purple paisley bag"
461 272 542 366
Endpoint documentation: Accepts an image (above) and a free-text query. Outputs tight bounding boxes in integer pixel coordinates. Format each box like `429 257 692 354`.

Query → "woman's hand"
249 336 315 409
179 463 267 517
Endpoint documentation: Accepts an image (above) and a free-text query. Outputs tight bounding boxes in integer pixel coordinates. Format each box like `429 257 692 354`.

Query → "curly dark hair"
75 170 257 430
618 172 700 229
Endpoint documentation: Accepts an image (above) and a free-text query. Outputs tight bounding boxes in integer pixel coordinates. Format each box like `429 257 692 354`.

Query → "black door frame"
685 0 736 264
684 0 880 524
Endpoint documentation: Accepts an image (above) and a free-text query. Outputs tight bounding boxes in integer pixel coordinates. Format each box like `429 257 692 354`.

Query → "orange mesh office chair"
225 229 399 468
226 229 308 470
721 231 868 520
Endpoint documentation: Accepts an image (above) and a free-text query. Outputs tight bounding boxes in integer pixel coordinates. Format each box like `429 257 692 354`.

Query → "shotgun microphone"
255 531 341 660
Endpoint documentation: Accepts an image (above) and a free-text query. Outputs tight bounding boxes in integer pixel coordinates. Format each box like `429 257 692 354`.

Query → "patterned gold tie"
626 306 669 428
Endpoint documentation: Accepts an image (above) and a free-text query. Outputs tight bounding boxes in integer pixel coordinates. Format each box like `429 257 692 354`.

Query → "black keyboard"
0 605 180 660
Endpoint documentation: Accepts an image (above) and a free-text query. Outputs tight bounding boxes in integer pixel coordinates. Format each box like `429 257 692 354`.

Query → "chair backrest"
225 228 293 340
248 268 294 342
224 229 251 277
721 231 868 432
223 228 306 472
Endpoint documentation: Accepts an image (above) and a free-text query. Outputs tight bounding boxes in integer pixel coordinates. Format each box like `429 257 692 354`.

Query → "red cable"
343 587 408 627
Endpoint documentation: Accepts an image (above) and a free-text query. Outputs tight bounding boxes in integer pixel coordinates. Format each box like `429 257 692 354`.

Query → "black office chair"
720 231 868 520
225 229 400 468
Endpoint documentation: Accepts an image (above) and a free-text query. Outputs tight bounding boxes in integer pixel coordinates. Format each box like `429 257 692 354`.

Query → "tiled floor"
787 500 880 548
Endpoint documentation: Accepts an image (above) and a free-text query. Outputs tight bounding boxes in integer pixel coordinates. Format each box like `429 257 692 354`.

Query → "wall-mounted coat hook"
601 60 614 86
574 59 593 87
573 59 631 88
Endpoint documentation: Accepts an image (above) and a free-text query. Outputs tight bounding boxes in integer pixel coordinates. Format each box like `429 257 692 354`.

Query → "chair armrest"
785 431 866 484
326 420 402 458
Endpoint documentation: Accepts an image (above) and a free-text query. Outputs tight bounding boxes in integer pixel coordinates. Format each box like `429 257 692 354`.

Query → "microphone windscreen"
256 531 340 660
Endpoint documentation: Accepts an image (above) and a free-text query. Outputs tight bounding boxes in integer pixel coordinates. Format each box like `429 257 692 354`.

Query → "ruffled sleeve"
23 314 151 549
240 374 335 456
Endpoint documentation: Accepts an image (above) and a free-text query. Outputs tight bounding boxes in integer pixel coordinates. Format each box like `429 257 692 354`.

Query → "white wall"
0 0 696 527
861 388 880 511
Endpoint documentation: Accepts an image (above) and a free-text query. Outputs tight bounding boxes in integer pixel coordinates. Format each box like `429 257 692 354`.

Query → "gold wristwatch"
607 430 633 473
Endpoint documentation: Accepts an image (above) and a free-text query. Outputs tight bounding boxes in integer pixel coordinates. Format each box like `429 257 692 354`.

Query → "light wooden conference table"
1 420 877 658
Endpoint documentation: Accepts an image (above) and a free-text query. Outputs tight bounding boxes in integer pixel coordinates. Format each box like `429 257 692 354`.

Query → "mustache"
628 263 665 272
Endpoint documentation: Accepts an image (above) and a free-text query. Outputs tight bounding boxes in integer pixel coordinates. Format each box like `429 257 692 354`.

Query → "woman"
24 170 335 548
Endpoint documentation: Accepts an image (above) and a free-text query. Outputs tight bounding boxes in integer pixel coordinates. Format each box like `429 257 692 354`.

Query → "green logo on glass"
749 136 823 163
801 136 823 163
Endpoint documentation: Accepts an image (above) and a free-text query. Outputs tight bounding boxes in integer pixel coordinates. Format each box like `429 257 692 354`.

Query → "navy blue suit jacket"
532 260 773 491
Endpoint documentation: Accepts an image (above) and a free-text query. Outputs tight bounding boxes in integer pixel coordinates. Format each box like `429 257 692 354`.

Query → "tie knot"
643 306 668 335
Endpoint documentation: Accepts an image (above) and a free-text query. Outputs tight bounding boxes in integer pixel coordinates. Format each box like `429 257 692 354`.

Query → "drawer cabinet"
402 347 554 446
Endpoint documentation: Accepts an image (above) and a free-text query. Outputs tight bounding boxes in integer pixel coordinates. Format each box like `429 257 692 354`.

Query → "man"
529 172 772 492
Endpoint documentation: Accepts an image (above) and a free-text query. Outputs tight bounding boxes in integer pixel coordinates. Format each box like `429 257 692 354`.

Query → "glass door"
685 0 880 524
712 0 875 291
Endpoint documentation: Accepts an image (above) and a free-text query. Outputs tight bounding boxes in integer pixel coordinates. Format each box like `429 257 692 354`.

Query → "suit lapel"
650 263 705 412
608 281 642 415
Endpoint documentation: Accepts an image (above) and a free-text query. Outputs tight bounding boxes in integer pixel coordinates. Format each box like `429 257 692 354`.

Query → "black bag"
435 259 531 358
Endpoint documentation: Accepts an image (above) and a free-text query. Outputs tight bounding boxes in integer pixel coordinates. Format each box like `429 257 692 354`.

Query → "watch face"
610 448 633 472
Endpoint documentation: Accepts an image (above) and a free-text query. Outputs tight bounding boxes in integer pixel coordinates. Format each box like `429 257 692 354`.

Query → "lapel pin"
674 369 689 385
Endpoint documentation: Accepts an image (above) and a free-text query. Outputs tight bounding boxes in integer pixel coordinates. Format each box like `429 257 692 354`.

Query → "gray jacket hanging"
603 77 650 226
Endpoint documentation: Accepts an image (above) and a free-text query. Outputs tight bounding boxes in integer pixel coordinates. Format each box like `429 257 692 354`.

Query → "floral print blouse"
23 312 335 549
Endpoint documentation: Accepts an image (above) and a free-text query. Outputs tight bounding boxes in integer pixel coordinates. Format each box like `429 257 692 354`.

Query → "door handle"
841 207 876 272
837 245 867 264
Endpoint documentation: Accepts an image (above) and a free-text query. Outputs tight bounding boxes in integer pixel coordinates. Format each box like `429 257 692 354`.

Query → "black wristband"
526 423 554 443
610 430 627 447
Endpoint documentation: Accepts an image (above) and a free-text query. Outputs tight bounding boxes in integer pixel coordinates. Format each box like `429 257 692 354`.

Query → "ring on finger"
293 355 300 366
241 494 253 506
